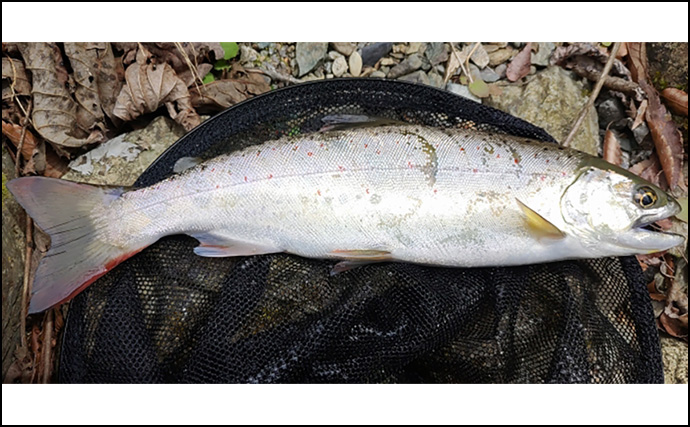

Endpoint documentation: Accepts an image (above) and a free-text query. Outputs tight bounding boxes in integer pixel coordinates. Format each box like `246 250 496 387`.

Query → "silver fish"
8 123 684 313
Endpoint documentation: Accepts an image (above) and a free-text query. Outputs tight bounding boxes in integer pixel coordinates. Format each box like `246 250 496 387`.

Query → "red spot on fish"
473 168 478 173
244 176 248 182
268 174 273 179
534 153 538 158
514 158 519 164
540 175 545 181
257 152 260 156
434 189 438 194
476 146 480 150
216 185 220 189
317 189 321 196
408 161 413 169
562 171 566 176
546 159 550 163
338 165 345 171
460 147 465 152
366 188 370 194
272 147 276 151
376 150 381 155
308 152 313 157
364 144 368 148
320 143 324 148
496 154 500 159
211 168 215 172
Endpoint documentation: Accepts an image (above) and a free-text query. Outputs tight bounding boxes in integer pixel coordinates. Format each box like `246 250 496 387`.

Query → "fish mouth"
619 201 685 253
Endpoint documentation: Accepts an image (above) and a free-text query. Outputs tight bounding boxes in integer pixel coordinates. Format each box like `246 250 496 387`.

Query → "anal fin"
190 231 282 257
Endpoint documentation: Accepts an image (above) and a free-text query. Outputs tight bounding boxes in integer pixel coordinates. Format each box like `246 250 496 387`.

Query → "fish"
7 120 685 313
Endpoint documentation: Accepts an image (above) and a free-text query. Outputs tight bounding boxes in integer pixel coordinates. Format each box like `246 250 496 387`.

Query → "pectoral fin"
327 249 393 275
515 198 565 239
319 114 405 132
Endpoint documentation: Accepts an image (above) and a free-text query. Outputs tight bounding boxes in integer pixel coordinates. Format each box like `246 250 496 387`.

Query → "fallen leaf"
660 87 688 117
616 42 628 59
63 43 109 136
190 65 270 112
631 99 647 130
551 42 631 79
487 83 503 96
178 63 213 88
444 44 462 84
1 57 31 100
220 42 240 60
660 311 688 339
506 42 532 82
113 45 201 131
642 80 684 189
603 128 622 166
468 79 489 98
16 42 102 147
629 153 668 189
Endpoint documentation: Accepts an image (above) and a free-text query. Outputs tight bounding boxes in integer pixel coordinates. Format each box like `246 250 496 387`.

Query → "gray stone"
529 65 537 75
480 66 501 83
427 70 444 88
469 44 490 69
361 42 393 66
630 121 650 145
494 63 507 79
332 56 348 77
330 42 356 57
532 42 556 67
597 97 627 129
387 54 423 79
328 50 343 61
257 42 271 49
467 63 483 82
63 116 187 186
370 70 386 78
2 146 24 380
398 70 430 85
296 42 328 77
425 42 449 66
435 64 445 74
485 67 599 155
489 47 514 67
380 66 390 75
240 45 259 64
446 82 481 103
407 42 425 55
420 55 432 71
349 51 362 77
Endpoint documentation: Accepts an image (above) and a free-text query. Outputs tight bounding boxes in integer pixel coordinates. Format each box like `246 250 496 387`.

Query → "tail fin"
7 177 144 313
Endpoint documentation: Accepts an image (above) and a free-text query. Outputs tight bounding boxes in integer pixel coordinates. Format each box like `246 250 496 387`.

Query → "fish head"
560 158 684 256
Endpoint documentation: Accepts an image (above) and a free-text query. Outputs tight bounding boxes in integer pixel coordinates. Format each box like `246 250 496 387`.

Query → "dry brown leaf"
629 153 669 189
151 42 224 73
444 44 462 84
113 45 200 131
63 43 107 135
506 42 532 82
627 43 685 189
660 312 688 339
642 80 684 189
178 63 213 88
1 57 31 101
551 42 631 79
660 87 688 117
616 42 628 59
603 128 622 166
631 99 647 130
16 42 102 148
190 65 270 112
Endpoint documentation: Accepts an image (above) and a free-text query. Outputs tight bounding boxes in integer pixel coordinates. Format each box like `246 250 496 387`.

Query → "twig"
569 63 644 101
562 42 621 147
175 42 202 95
41 309 54 383
17 100 34 351
256 63 301 85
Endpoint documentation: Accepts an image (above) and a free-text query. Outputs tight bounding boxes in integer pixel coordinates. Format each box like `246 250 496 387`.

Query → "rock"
435 64 445 75
420 55 432 71
467 63 483 82
349 51 362 77
332 56 348 77
330 42 356 57
427 70 444 88
486 67 599 155
630 120 650 145
257 42 271 49
296 42 328 77
469 44 490 69
480 66 501 83
240 45 259 64
370 70 386 78
328 50 343 61
446 83 481 103
380 66 391 75
387 54 423 79
398 70 430 85
2 146 24 380
647 42 688 91
425 42 449 66
596 96 627 129
494 63 507 79
531 42 556 67
63 116 186 186
361 42 393 67
392 44 407 54
661 336 688 384
529 65 537 75
489 47 515 67
407 42 425 55
380 57 398 67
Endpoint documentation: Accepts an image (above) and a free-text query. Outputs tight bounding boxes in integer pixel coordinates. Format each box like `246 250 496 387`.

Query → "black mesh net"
58 79 663 383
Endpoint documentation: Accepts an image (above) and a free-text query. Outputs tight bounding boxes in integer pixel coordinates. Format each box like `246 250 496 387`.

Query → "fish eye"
633 186 657 208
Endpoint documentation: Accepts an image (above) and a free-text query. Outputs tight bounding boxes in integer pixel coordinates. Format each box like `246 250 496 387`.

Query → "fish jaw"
616 197 684 253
